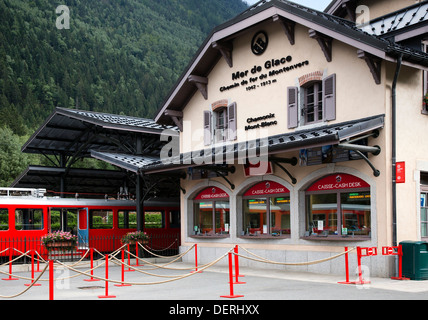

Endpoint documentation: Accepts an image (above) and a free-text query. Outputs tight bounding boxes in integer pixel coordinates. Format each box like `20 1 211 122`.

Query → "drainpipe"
392 54 403 250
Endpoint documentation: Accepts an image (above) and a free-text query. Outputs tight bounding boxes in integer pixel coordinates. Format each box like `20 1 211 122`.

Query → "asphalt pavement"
1 257 428 303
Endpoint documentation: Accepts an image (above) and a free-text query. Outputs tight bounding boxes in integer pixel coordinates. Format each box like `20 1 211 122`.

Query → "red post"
385 245 410 281
84 248 99 282
233 245 245 278
338 247 352 284
25 250 41 287
49 260 54 301
220 252 244 299
98 254 116 299
354 247 371 285
233 247 245 285
191 244 202 273
125 244 135 272
2 248 19 281
132 242 141 267
115 249 131 287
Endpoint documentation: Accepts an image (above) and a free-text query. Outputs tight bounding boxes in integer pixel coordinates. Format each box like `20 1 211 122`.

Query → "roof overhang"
23 107 178 157
144 114 385 174
11 165 134 197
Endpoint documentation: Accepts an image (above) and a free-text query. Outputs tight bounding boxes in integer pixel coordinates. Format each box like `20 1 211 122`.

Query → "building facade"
150 0 428 277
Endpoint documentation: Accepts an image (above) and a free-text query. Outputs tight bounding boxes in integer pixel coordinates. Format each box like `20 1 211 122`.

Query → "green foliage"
0 0 247 131
0 0 247 185
0 127 29 186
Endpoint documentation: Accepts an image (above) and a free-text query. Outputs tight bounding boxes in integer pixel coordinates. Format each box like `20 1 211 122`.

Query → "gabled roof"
359 1 428 40
155 0 428 126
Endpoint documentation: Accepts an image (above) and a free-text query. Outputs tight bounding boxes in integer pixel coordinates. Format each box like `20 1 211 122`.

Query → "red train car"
0 188 180 256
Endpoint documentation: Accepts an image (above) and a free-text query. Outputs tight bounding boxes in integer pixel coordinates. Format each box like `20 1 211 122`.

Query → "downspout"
392 54 403 249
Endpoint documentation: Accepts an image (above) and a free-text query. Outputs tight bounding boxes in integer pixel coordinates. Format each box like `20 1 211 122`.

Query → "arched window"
193 187 230 237
242 181 290 238
305 174 371 238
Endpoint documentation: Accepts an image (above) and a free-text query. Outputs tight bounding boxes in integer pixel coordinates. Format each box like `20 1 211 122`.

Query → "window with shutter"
204 111 212 146
228 102 237 141
287 87 298 129
323 73 336 121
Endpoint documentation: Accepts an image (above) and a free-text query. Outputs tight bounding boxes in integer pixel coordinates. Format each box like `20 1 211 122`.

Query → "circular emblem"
265 182 271 189
336 175 342 183
212 188 217 194
251 31 269 56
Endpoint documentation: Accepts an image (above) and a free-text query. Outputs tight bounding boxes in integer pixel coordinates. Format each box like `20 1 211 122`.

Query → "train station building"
11 0 428 278
147 0 428 278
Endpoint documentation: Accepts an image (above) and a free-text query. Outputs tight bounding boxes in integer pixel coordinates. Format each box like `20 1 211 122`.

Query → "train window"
169 210 180 228
118 210 137 229
0 209 8 231
89 210 113 229
145 211 164 229
15 209 44 230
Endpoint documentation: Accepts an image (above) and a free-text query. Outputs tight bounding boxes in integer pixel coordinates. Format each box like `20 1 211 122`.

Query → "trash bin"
400 241 428 280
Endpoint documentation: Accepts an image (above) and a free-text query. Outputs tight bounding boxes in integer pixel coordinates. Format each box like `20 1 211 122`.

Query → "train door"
78 208 89 247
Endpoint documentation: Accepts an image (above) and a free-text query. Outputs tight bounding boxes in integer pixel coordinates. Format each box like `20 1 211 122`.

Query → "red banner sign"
396 162 405 184
244 181 289 197
307 174 370 192
195 187 229 200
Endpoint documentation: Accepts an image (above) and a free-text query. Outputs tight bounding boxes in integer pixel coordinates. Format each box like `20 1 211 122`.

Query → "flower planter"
44 241 76 251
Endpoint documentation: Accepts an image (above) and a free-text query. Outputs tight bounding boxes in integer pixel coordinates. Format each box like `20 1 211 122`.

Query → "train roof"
0 188 178 208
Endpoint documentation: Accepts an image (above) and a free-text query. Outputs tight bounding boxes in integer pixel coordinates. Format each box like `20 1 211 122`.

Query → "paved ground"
1 256 428 304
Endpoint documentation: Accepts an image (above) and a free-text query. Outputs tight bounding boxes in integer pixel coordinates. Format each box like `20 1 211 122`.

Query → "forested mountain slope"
0 0 247 134
0 0 248 186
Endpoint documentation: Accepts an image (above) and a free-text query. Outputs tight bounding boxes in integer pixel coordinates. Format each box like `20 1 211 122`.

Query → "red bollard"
125 244 135 272
84 248 99 282
115 249 131 287
232 247 245 285
221 252 244 299
232 245 245 279
338 247 353 285
49 260 54 301
191 244 202 273
98 254 116 299
2 248 19 281
382 245 410 281
132 242 142 267
25 250 41 287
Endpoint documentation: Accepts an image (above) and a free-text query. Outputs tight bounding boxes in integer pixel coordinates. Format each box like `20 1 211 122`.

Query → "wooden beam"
357 50 382 85
164 110 183 132
188 75 208 100
272 15 295 45
212 41 233 67
309 29 332 62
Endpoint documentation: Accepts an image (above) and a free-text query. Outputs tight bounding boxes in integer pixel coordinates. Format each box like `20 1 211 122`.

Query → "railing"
0 232 180 264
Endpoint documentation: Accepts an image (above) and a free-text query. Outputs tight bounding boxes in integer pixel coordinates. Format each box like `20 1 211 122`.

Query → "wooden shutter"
228 102 237 141
323 74 336 121
287 87 298 129
204 111 212 146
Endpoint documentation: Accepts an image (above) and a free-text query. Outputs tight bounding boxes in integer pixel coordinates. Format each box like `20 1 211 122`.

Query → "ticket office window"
306 191 371 237
242 196 291 237
193 200 230 236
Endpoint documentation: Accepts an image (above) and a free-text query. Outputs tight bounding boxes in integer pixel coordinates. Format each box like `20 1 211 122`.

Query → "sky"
243 0 332 11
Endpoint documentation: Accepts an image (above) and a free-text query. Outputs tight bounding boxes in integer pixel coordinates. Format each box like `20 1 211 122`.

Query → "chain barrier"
237 246 356 266
0 243 367 299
